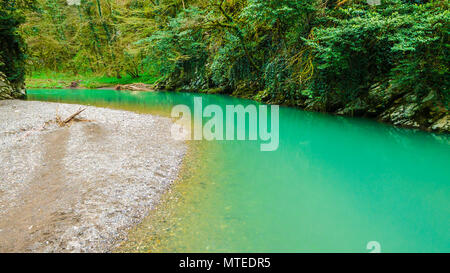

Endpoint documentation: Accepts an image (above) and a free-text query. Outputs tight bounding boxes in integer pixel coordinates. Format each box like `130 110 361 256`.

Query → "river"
27 89 450 253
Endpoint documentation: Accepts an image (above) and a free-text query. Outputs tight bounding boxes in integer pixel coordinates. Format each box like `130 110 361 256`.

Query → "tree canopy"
3 0 447 108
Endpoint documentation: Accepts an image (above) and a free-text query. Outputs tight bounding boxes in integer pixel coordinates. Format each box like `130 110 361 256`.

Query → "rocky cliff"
301 83 449 133
0 72 25 100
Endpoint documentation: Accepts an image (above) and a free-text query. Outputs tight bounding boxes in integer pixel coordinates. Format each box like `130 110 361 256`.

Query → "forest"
1 0 450 254
1 0 449 130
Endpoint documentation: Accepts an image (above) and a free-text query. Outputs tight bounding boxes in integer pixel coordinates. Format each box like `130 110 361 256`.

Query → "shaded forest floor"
26 71 160 89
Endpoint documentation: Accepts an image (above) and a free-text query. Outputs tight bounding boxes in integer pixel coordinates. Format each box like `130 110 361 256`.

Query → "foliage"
26 70 159 88
21 0 157 78
0 0 31 84
137 8 208 88
307 1 449 106
14 0 449 108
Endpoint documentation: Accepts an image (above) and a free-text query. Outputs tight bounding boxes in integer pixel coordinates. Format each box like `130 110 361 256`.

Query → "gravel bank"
0 100 186 252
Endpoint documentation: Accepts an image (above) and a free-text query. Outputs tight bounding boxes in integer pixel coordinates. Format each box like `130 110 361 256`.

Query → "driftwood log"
114 83 154 91
56 108 87 126
63 108 86 124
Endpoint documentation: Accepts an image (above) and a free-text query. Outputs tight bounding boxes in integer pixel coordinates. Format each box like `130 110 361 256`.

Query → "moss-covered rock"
0 72 25 100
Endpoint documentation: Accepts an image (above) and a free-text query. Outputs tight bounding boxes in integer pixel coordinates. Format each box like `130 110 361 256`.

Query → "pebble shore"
0 100 186 252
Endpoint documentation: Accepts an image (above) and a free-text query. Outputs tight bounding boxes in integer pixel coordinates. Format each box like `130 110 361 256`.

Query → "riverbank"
0 100 186 252
25 72 158 89
116 141 213 253
164 85 449 134
25 72 449 134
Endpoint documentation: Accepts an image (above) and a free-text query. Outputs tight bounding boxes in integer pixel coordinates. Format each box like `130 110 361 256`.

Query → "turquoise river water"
27 89 450 253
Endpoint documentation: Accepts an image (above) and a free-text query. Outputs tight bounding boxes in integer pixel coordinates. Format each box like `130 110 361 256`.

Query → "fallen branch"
114 83 154 91
61 108 86 126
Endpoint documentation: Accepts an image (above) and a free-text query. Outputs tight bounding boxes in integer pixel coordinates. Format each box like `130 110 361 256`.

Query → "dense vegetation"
0 0 34 85
1 0 448 130
19 0 449 108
